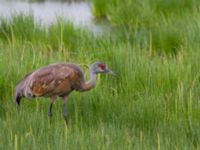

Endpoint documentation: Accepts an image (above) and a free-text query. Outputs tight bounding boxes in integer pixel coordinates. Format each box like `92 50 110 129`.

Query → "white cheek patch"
99 68 104 71
97 67 105 72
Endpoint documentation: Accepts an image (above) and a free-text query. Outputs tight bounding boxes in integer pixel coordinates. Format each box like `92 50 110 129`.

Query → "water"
0 0 109 33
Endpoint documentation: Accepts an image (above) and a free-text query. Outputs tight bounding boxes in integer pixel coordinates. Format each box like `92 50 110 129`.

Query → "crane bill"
105 69 117 76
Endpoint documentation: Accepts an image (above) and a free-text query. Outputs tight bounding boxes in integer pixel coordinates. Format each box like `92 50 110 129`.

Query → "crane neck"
89 67 96 83
80 66 97 92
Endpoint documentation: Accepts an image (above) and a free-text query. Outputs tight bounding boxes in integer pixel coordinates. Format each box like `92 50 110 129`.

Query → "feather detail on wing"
29 65 73 97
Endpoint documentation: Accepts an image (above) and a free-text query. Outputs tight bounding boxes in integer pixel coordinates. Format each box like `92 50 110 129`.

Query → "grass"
1 0 200 149
91 0 200 54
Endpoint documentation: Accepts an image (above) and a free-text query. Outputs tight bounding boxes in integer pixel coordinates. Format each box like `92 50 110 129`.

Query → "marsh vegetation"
1 0 200 149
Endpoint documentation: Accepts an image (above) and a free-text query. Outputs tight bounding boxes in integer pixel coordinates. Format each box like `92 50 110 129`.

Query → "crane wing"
29 65 72 97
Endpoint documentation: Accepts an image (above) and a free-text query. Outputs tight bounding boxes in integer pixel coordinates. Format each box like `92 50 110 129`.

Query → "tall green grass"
1 2 200 149
91 0 200 54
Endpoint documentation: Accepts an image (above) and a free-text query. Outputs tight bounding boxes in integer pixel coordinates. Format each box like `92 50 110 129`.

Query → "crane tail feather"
14 91 21 108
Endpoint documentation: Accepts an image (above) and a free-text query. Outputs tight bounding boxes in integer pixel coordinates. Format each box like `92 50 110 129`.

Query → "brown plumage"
14 61 115 125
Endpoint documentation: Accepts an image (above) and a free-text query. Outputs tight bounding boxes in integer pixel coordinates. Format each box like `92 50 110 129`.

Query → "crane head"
91 62 116 76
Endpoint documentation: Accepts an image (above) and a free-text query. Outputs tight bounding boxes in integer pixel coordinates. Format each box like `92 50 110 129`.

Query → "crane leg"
62 96 68 125
48 96 56 117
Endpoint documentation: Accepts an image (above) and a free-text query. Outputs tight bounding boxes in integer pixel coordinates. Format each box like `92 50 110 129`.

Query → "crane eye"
98 64 106 70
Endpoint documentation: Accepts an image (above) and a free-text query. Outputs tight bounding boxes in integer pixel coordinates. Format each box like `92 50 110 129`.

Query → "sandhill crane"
14 61 115 125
